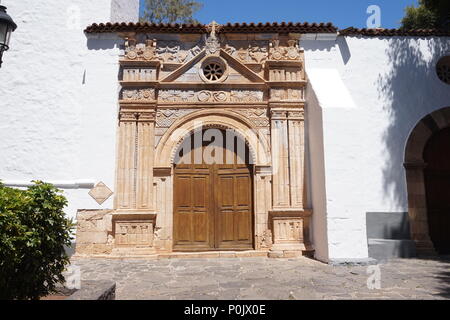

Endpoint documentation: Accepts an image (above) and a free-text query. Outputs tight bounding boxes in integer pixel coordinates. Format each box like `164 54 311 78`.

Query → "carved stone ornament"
156 109 197 128
205 21 221 55
259 229 273 248
269 40 302 61
115 221 154 246
271 88 303 101
156 40 202 63
89 182 114 205
234 108 270 128
122 89 155 101
125 38 157 61
158 89 264 103
224 41 269 64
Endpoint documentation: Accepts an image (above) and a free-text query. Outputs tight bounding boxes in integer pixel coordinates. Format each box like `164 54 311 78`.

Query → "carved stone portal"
75 22 313 258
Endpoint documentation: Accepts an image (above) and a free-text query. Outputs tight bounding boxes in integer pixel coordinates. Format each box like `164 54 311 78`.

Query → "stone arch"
155 109 271 168
404 106 450 255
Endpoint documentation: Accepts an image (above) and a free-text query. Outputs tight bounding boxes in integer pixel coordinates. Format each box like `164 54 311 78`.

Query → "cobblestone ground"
71 256 450 300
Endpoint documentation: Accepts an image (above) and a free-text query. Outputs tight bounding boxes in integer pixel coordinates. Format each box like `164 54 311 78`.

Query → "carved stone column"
254 166 273 250
153 167 173 251
115 112 138 210
271 110 290 208
136 112 156 210
269 106 311 257
288 110 305 209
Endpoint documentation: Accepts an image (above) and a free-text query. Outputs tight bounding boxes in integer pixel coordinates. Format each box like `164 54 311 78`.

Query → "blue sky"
139 0 419 29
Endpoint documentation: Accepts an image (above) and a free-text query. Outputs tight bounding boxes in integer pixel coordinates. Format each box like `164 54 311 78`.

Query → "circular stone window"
436 56 450 85
199 57 228 83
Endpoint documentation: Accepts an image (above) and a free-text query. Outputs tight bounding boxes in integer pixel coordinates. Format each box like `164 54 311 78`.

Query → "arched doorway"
424 127 450 254
404 106 450 255
173 128 254 251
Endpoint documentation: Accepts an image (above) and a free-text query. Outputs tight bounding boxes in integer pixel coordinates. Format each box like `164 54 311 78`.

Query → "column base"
414 239 438 257
268 243 314 258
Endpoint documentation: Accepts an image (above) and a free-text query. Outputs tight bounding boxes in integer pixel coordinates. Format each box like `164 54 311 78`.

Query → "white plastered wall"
303 35 450 261
0 0 138 220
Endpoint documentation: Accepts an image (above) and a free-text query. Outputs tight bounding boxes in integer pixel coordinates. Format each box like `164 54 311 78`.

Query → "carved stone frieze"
125 39 157 61
119 112 138 122
230 90 264 103
271 88 304 101
122 68 157 81
122 88 156 101
119 111 156 123
270 110 288 120
156 109 197 128
288 110 305 120
269 40 302 61
158 90 264 103
224 41 269 64
156 40 202 63
270 109 304 121
115 221 154 246
234 108 270 128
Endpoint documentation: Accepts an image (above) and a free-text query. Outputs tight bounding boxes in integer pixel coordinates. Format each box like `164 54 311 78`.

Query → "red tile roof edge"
84 22 338 34
84 23 450 37
339 27 450 37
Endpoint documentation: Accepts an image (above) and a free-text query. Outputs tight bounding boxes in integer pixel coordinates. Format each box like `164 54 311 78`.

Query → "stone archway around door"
404 106 450 255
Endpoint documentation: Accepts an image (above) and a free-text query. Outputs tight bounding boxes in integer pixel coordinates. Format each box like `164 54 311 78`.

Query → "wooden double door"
424 127 450 254
173 129 254 251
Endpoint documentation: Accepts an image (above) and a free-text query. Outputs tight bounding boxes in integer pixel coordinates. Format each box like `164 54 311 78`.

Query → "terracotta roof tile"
85 22 450 37
339 27 450 37
84 21 338 34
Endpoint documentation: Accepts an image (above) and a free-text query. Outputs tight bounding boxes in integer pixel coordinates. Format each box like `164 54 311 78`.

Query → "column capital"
119 111 156 123
119 111 139 122
137 111 156 123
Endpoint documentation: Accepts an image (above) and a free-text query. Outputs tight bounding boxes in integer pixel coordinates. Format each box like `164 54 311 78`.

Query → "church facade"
1 0 449 263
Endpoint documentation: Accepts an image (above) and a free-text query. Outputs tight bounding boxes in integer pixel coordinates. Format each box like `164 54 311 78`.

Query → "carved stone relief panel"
158 89 264 103
270 88 304 101
224 41 269 64
121 88 156 101
156 40 203 64
156 109 197 128
233 108 270 128
269 40 303 61
273 219 303 243
269 68 302 81
125 39 157 61
122 67 157 81
115 221 154 246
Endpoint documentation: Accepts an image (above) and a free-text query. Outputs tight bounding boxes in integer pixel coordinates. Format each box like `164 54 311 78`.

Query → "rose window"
203 63 225 81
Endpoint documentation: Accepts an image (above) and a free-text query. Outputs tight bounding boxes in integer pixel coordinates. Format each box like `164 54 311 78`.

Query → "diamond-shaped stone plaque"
88 182 113 205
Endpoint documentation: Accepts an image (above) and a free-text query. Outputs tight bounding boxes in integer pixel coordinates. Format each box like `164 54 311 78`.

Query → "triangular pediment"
160 49 265 84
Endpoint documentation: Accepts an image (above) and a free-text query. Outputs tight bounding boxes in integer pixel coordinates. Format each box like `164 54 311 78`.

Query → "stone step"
368 239 417 261
366 212 412 240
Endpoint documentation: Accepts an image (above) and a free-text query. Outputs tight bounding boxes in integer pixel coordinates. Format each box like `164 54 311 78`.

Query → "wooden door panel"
173 172 212 249
424 127 450 254
236 175 251 207
174 129 254 252
216 170 253 249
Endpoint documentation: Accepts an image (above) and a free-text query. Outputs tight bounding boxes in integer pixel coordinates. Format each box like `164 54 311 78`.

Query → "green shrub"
0 181 73 300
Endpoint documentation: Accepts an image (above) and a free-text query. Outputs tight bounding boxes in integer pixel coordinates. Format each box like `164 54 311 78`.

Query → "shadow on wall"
377 37 449 208
86 36 122 51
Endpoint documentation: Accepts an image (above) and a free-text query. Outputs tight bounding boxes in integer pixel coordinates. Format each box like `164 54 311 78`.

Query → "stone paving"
70 256 450 300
